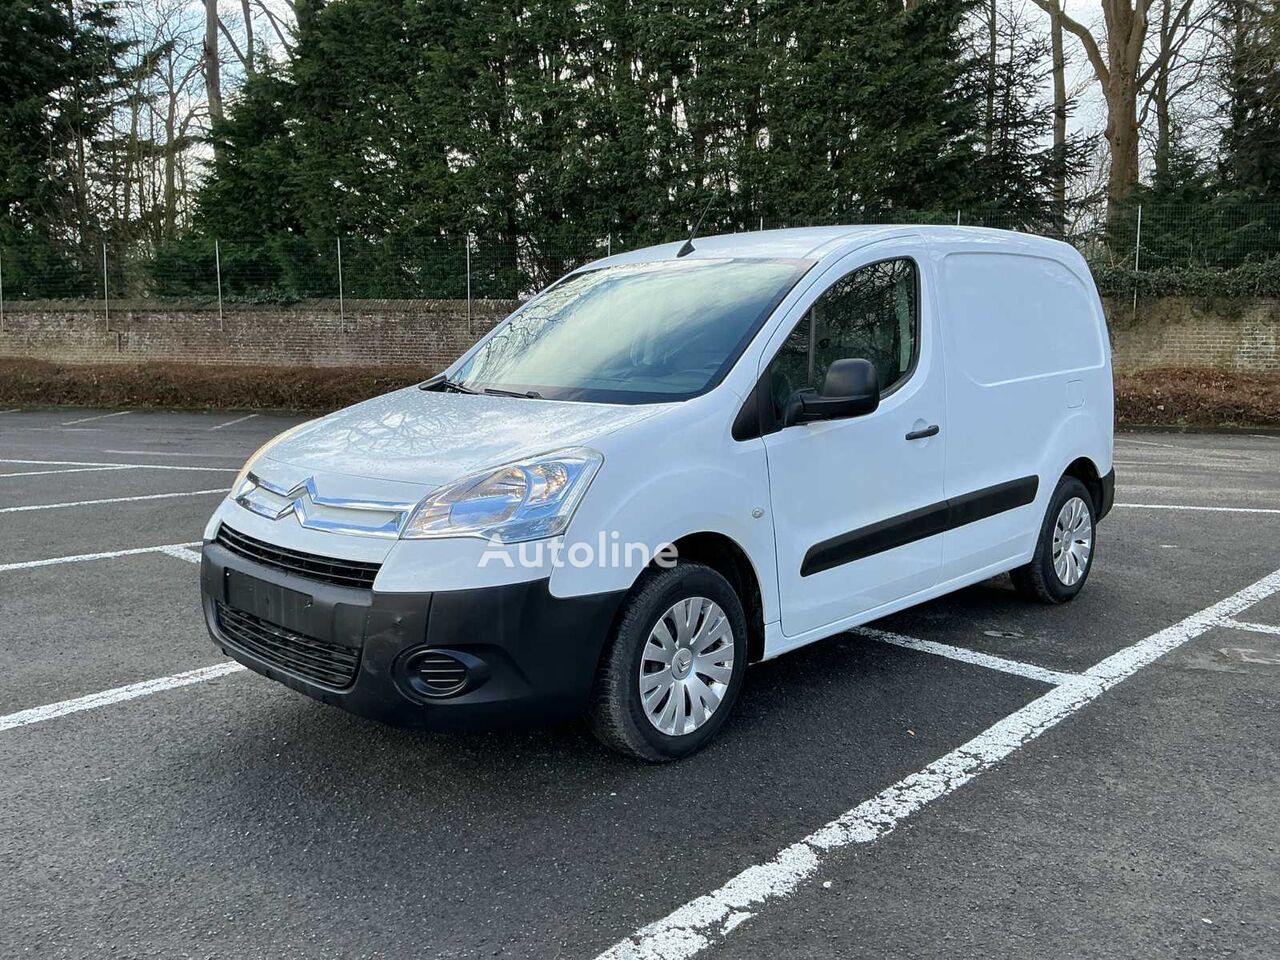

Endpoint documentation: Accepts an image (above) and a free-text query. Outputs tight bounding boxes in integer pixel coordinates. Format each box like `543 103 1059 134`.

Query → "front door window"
767 258 919 419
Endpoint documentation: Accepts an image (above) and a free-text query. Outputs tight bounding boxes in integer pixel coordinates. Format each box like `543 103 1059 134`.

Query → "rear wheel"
589 562 748 762
1011 476 1096 604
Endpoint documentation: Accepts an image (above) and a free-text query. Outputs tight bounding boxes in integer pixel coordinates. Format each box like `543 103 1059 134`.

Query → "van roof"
583 224 1076 270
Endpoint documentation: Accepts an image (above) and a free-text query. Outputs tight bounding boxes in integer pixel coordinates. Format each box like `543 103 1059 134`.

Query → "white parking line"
0 458 235 474
0 662 245 733
103 450 245 458
1115 502 1280 515
0 541 201 573
0 465 136 479
159 544 203 564
0 408 19 414
9 426 106 433
1217 618 1280 636
209 413 259 431
1115 437 1181 449
595 566 1280 960
0 489 226 514
855 627 1083 686
61 411 131 426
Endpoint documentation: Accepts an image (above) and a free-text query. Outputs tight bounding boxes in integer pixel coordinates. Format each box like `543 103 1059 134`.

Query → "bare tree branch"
255 0 294 51
1138 0 1196 88
218 18 247 67
1029 0 1111 86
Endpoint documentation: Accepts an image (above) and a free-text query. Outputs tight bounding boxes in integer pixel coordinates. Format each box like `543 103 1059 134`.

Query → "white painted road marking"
158 544 203 564
0 465 136 479
1217 618 1280 636
61 410 132 426
0 489 226 514
0 408 20 414
1115 502 1280 515
0 662 246 733
103 449 245 458
1115 437 1181 449
856 627 1083 686
594 566 1280 960
0 541 202 573
209 413 259 431
0 458 235 474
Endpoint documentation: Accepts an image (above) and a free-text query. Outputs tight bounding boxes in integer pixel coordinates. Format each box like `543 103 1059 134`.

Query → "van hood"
258 387 665 488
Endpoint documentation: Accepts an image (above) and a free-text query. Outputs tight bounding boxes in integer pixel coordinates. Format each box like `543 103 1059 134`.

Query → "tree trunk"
1223 0 1249 185
1032 0 1149 227
241 0 255 73
205 0 223 147
1102 0 1144 229
1049 0 1067 234
1105 71 1140 227
985 0 997 155
1152 0 1173 187
164 76 178 240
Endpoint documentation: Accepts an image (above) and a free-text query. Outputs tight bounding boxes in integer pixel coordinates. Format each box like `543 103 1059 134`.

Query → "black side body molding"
801 476 1040 577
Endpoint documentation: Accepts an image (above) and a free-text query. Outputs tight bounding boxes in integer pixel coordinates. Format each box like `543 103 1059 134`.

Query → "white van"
200 226 1114 761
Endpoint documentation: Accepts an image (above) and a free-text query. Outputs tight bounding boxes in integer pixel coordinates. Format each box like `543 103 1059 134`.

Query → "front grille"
216 524 381 589
216 601 360 689
413 651 469 697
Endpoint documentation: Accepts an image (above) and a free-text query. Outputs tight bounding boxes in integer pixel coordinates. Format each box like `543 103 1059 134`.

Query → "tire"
588 561 749 762
1011 475 1097 604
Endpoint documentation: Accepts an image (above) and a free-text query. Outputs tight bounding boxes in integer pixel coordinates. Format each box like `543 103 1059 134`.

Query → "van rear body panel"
930 237 1113 582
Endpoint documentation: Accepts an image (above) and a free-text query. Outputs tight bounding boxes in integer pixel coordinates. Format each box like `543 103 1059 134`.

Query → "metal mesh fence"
4 203 1280 309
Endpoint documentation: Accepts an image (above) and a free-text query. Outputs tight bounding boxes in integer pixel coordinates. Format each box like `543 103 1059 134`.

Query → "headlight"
401 448 602 542
230 421 314 497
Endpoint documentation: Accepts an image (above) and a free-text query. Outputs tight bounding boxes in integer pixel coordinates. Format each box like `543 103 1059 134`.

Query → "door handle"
905 424 940 441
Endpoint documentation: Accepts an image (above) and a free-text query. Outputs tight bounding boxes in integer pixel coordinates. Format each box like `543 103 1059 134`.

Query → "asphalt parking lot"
1 407 1278 960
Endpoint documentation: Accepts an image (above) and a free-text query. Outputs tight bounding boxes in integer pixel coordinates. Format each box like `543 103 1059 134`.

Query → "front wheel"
1011 475 1097 604
588 562 748 762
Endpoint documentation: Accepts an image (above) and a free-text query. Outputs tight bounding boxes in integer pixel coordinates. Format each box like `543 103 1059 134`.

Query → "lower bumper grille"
216 601 360 689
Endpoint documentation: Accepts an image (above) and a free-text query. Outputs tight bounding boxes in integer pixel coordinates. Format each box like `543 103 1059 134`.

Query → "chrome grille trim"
234 473 417 539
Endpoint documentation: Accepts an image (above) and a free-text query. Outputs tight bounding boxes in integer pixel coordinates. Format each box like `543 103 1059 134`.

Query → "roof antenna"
676 196 714 258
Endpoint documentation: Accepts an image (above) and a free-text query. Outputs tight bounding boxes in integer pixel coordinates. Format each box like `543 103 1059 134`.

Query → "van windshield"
452 258 811 403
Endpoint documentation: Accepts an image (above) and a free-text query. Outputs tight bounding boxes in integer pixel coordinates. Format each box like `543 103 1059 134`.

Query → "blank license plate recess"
225 569 314 633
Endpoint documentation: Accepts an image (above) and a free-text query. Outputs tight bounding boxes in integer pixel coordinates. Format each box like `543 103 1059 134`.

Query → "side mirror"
783 358 879 427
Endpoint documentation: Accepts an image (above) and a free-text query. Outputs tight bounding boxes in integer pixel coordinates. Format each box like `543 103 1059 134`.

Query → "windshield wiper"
482 386 543 399
419 374 478 394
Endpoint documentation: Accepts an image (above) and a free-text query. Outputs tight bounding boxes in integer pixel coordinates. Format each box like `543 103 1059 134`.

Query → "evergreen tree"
968 4 1090 230
174 0 1024 297
0 0 137 294
761 0 982 222
1219 0 1280 194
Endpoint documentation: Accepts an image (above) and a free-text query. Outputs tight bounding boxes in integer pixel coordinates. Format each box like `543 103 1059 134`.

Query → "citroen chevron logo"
271 477 319 521
237 474 413 539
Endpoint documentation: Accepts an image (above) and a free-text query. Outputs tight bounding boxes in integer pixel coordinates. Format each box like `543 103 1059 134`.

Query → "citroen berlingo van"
200 226 1114 761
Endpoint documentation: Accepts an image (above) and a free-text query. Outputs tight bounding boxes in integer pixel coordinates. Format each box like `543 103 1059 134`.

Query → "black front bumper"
200 538 625 730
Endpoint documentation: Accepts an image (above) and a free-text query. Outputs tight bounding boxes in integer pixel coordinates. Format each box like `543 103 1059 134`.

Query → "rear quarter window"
942 252 1103 385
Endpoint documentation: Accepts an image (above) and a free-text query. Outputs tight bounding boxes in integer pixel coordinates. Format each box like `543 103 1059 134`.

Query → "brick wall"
1102 297 1280 373
1 295 1277 374
0 299 515 370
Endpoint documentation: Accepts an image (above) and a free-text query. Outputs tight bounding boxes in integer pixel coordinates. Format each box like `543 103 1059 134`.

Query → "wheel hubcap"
639 597 735 737
1052 496 1093 586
